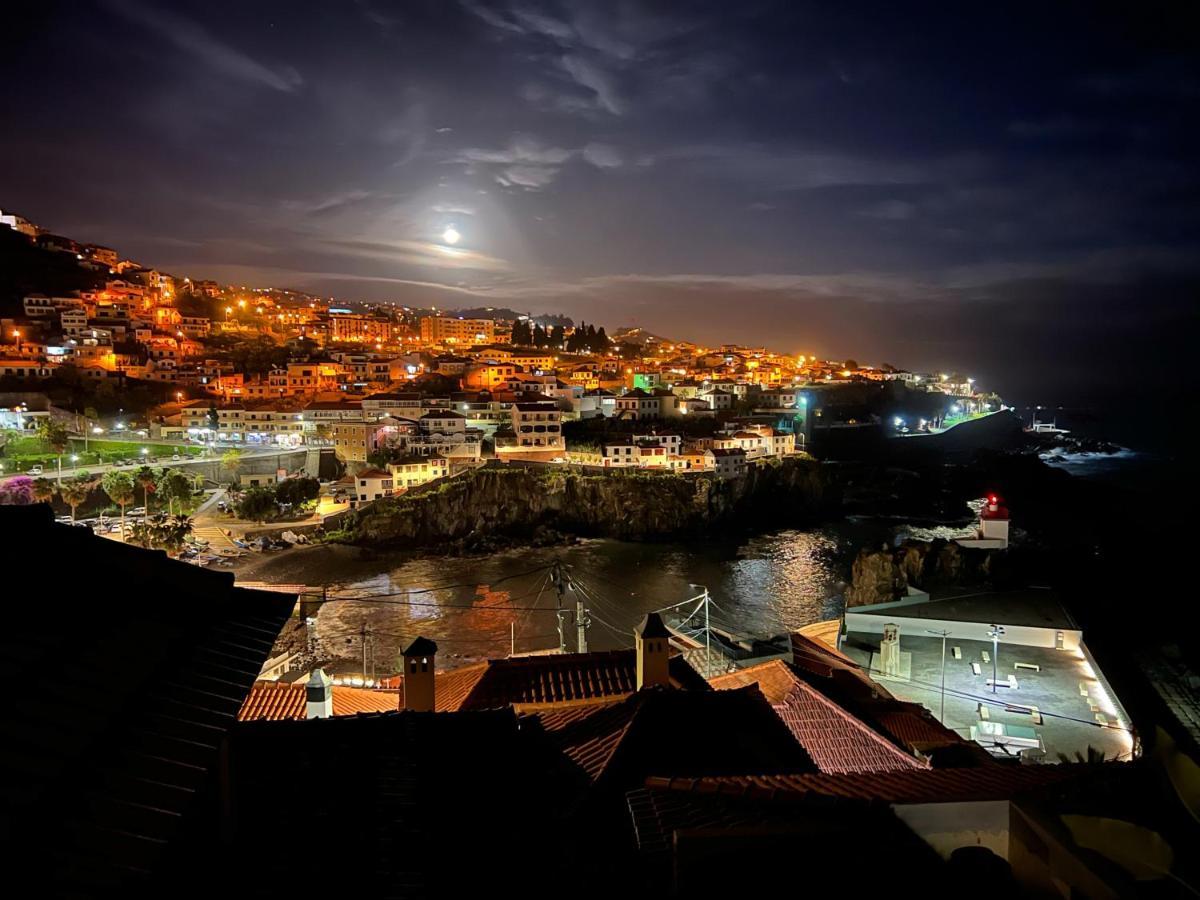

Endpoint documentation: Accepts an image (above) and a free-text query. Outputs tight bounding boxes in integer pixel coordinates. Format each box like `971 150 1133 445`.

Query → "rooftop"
378 648 709 711
238 680 399 720
841 631 1134 763
849 588 1078 631
711 660 928 774
0 505 295 892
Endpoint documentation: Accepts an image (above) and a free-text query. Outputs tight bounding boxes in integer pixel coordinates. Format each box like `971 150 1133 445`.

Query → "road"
1 446 298 482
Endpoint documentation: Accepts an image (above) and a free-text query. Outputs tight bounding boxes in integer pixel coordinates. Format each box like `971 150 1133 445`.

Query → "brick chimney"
305 668 333 719
635 613 671 690
401 637 438 712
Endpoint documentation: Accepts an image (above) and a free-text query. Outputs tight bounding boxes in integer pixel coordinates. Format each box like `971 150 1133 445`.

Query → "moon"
441 225 461 245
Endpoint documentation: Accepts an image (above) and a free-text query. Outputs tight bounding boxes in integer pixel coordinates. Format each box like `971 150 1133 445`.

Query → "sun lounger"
1014 662 1040 672
971 662 982 676
981 650 990 664
978 703 989 720
952 646 962 660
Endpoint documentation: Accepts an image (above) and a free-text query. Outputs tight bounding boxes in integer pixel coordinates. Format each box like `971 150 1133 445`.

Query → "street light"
988 624 1005 693
688 583 712 677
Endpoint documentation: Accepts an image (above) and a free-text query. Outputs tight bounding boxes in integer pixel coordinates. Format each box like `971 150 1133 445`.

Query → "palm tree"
60 475 94 523
221 448 243 484
131 513 193 554
136 465 157 511
157 468 192 516
31 477 56 506
1057 745 1109 765
36 417 71 485
101 470 136 537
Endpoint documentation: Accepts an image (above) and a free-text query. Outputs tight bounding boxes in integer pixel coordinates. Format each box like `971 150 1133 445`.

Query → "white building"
507 402 563 453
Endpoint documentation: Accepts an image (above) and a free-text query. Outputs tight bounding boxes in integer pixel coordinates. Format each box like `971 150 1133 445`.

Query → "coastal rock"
339 457 837 549
845 546 907 606
846 538 1002 607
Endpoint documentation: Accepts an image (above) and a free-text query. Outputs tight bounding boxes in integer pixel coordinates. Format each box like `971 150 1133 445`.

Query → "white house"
353 468 394 505
708 447 747 479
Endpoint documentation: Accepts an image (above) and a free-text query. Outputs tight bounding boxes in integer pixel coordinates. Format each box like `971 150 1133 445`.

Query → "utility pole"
551 560 567 654
926 629 951 724
360 622 372 683
703 587 711 677
575 575 590 654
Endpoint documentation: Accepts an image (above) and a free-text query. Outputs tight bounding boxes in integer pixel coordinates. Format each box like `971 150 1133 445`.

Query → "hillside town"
1 207 995 508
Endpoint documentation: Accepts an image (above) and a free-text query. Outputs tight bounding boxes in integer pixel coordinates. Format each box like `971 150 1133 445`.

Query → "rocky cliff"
845 538 1003 606
335 457 838 550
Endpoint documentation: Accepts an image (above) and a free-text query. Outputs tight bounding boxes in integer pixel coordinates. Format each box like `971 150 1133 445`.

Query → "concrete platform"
842 632 1133 763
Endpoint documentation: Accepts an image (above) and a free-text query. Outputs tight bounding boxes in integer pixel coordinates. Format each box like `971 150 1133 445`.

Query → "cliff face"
845 538 1001 606
338 457 837 548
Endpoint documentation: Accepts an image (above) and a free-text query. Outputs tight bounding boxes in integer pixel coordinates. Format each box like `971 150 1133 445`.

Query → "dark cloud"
2 0 1198 404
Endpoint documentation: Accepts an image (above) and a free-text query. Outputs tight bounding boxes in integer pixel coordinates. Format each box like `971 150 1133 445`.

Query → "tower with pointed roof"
636 613 671 689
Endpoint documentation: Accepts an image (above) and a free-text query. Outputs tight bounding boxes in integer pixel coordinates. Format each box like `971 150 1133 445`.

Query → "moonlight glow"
441 225 461 245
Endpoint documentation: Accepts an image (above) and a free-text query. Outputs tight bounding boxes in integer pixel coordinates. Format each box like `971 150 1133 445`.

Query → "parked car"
172 453 182 461
29 465 43 475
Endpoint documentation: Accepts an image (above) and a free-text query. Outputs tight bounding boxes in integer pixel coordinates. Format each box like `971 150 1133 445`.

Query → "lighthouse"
956 494 1010 550
978 494 1010 548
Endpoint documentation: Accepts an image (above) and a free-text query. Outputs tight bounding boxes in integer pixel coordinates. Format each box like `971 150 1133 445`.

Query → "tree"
31 477 56 505
130 513 193 554
511 319 530 346
236 485 278 523
221 448 243 480
36 417 71 484
101 470 136 536
549 324 565 348
60 474 94 522
276 476 320 508
157 468 193 516
0 475 34 506
843 359 859 371
136 465 158 510
207 402 220 432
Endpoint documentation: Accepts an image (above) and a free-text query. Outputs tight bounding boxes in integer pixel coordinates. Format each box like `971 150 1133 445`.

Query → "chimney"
635 613 671 690
401 636 438 712
305 668 333 719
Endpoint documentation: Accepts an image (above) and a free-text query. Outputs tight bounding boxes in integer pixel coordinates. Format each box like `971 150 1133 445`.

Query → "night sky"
3 2 1198 411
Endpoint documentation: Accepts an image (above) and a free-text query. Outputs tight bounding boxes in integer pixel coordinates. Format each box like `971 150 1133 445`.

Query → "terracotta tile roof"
712 660 927 774
788 633 969 758
533 686 816 788
533 698 634 782
237 681 400 721
711 659 798 703
375 650 709 714
645 763 1092 805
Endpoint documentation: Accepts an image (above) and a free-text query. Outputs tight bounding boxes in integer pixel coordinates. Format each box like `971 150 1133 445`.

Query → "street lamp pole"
927 629 951 724
989 624 1005 693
